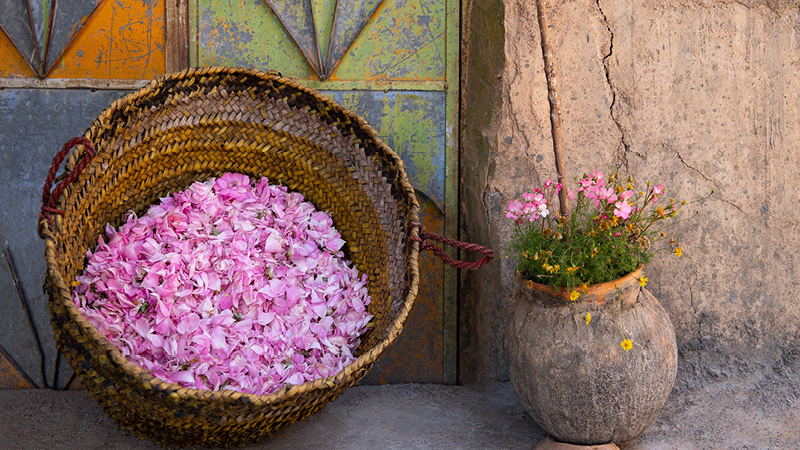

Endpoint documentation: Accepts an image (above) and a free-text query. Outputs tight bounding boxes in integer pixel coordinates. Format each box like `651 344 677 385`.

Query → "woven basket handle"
409 222 493 270
39 137 96 238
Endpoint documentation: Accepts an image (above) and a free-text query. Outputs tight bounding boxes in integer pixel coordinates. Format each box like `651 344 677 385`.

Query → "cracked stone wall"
461 0 800 386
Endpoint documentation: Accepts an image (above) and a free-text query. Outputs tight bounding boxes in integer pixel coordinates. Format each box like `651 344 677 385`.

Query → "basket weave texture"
39 66 421 447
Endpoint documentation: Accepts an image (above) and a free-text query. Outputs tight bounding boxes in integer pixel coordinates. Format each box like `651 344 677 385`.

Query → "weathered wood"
4 245 48 388
166 0 189 72
325 0 384 78
0 77 149 89
0 0 41 75
44 0 102 73
535 0 570 226
504 277 677 445
0 345 36 389
265 0 323 76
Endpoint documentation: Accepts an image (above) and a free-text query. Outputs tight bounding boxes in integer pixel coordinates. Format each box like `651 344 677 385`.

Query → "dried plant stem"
535 0 570 229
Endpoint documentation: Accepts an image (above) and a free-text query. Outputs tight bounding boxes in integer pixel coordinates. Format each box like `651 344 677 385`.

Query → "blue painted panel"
0 88 129 388
323 90 447 211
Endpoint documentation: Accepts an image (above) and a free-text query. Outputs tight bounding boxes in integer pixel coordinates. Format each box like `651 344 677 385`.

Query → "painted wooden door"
193 0 460 383
0 0 173 389
0 0 169 83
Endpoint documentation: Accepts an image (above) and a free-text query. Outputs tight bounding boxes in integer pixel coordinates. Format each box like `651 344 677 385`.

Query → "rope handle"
38 137 96 238
409 222 493 270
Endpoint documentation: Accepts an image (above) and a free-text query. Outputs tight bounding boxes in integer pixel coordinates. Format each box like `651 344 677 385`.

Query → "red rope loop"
409 222 493 270
39 137 96 239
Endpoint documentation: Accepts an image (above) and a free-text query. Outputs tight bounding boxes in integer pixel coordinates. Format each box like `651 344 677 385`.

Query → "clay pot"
503 265 677 446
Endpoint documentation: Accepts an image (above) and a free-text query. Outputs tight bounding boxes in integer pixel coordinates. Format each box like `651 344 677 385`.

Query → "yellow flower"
569 290 580 301
674 247 683 258
542 263 560 274
527 280 535 290
585 313 591 325
639 276 648 287
620 339 633 351
566 266 579 274
580 282 589 292
590 248 598 258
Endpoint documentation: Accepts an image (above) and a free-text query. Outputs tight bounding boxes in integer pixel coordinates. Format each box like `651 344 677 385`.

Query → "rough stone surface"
0 381 798 449
0 383 544 450
460 0 800 402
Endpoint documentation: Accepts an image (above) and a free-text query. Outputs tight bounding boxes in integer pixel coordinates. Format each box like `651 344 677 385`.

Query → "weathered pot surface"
504 266 677 446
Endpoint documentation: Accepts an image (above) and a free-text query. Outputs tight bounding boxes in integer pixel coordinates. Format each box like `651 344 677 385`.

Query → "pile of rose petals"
73 173 373 396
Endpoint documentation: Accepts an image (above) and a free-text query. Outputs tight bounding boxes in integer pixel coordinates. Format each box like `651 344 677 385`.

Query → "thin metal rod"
4 243 49 388
63 371 77 391
535 0 570 229
52 349 60 389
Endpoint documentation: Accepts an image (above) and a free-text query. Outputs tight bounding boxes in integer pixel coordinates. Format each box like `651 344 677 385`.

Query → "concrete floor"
0 378 797 450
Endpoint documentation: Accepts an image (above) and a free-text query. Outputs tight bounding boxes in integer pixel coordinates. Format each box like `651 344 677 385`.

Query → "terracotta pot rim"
519 263 644 302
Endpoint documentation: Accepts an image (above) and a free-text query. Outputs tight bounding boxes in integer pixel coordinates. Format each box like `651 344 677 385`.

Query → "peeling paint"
198 0 445 81
199 2 314 77
325 90 447 209
47 0 165 79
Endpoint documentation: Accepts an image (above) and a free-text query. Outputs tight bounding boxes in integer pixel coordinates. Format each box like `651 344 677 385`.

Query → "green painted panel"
198 1 314 78
332 0 446 81
265 0 322 74
311 0 336 70
324 90 446 209
197 0 445 81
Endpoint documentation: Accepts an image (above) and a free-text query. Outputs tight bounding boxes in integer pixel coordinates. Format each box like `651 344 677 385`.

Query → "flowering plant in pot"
502 1 710 449
507 170 697 329
504 171 710 448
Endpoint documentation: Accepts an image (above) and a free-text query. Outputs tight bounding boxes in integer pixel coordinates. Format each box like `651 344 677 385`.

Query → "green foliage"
506 171 710 289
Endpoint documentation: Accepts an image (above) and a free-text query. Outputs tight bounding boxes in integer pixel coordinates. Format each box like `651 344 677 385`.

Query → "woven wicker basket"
39 67 422 447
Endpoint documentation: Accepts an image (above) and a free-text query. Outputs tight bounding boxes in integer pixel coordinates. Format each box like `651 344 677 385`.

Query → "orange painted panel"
0 27 36 78
47 0 166 79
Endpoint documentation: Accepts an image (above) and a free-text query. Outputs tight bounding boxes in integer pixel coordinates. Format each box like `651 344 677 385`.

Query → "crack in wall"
481 153 493 228
596 0 632 172
673 150 747 214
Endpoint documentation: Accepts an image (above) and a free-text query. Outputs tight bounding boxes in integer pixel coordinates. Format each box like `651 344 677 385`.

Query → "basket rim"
41 66 422 407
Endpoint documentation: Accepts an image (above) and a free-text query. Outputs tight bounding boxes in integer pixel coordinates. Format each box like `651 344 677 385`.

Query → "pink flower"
614 191 635 220
506 199 524 221
613 201 632 219
568 189 577 201
585 185 617 207
72 174 373 396
652 184 663 203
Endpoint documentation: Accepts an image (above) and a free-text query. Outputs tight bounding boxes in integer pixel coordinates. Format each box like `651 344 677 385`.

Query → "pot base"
532 436 620 450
